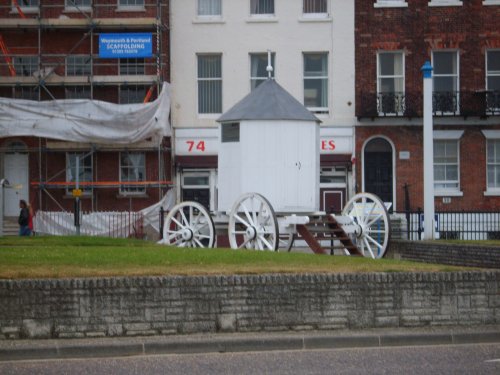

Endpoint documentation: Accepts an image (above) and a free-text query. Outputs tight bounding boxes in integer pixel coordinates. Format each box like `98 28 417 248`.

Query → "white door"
4 152 29 216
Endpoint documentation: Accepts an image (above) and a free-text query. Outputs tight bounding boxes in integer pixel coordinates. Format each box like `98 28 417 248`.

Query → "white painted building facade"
170 0 356 213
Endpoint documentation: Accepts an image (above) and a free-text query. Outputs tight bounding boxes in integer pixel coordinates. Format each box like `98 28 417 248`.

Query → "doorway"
363 137 393 207
3 141 29 216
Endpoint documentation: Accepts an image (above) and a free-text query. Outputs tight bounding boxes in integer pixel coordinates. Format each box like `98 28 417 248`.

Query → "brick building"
0 0 171 227
355 0 500 212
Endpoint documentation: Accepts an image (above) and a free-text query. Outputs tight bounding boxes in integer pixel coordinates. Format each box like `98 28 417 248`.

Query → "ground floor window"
487 139 500 191
434 139 459 192
119 85 147 104
178 169 218 211
66 152 92 194
120 152 146 195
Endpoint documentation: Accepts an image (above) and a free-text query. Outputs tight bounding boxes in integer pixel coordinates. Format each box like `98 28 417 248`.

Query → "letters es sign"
99 33 153 58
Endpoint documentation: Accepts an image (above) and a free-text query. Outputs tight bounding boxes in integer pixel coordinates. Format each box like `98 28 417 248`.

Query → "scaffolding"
0 1 172 213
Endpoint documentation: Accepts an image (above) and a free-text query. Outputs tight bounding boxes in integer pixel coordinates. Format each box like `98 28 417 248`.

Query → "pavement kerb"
1 328 500 362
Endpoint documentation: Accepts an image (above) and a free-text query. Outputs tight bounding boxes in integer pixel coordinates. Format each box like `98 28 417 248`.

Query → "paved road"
1 343 499 375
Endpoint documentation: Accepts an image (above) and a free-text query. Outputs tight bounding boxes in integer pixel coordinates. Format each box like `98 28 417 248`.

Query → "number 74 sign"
186 140 206 152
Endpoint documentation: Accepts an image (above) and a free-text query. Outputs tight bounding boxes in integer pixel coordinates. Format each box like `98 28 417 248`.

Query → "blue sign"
99 33 153 58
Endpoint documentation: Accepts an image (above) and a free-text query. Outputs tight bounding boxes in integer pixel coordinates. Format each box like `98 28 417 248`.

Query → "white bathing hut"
217 78 320 213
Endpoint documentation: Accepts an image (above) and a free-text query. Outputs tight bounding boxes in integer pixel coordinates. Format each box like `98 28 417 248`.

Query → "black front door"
364 151 393 205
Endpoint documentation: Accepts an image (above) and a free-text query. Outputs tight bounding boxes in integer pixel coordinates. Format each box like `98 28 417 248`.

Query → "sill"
483 0 500 4
378 112 405 117
434 190 463 197
192 17 225 24
246 15 278 23
117 193 148 198
63 7 92 13
308 107 329 116
198 113 222 119
428 1 463 7
484 190 500 196
115 6 146 12
298 15 332 23
10 7 39 15
374 2 408 8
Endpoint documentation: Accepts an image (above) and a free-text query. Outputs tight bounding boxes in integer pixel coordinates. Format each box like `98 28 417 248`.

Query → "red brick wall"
0 1 170 84
355 0 500 211
0 0 165 19
28 142 172 213
355 0 500 113
355 125 500 211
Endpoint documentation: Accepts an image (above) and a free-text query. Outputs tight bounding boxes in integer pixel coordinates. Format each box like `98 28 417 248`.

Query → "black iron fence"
392 210 500 241
358 90 500 118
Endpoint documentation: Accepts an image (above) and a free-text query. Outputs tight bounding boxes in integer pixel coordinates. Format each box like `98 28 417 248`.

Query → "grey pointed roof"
217 79 320 123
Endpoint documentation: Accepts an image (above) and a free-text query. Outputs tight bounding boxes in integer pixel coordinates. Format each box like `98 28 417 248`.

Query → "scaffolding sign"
99 33 153 58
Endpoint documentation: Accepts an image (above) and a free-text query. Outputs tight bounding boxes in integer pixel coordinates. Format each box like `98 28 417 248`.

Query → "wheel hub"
245 226 257 240
181 228 194 241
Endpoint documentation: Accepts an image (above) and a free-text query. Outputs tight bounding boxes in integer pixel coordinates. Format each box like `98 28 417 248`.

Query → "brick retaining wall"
0 272 498 340
387 240 500 269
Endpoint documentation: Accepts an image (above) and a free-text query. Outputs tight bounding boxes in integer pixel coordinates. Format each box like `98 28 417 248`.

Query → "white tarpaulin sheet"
34 189 176 237
0 83 171 144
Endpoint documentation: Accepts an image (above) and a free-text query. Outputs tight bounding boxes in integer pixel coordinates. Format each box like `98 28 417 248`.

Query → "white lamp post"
421 61 435 240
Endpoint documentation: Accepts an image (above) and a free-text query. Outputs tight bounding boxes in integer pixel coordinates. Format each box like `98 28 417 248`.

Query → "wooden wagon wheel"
162 201 215 248
228 192 279 251
341 192 391 259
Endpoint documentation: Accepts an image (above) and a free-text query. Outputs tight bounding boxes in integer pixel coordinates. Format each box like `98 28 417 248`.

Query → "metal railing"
35 210 144 238
392 210 500 241
358 90 500 118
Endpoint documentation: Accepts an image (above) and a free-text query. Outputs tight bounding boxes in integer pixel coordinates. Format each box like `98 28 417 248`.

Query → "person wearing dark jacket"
18 200 31 236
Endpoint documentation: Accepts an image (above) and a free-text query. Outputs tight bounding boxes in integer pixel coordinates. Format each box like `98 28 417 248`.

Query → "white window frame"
14 86 38 100
482 130 500 195
433 131 463 196
486 49 500 112
12 0 39 13
65 85 91 99
178 169 217 211
374 0 408 8
483 1 500 5
197 0 222 18
119 58 145 75
117 0 145 11
66 152 93 195
432 50 459 114
303 52 329 114
66 55 91 76
428 0 463 6
13 55 38 77
65 0 91 11
119 85 147 104
119 152 146 195
250 0 274 16
302 0 328 18
197 54 222 115
250 52 275 91
377 51 405 115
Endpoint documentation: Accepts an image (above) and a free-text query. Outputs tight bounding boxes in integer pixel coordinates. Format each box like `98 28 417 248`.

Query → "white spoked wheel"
228 192 279 251
162 201 215 248
341 192 391 259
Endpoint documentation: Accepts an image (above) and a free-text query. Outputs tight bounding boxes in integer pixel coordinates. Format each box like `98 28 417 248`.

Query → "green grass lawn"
0 236 470 279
